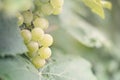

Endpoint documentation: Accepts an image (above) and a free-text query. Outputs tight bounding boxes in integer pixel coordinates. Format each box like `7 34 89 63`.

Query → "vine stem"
41 72 74 80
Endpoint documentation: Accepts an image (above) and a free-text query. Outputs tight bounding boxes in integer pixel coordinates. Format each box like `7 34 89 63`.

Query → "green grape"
22 11 33 24
20 1 33 11
53 7 62 15
34 0 42 7
39 34 53 47
32 28 44 41
27 41 39 54
27 52 36 58
38 47 52 59
32 56 46 69
33 17 49 30
16 12 24 26
21 29 32 43
50 0 64 8
40 0 49 3
41 3 54 15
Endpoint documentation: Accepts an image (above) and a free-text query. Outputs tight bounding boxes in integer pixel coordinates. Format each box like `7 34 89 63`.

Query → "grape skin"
50 0 64 8
22 11 33 24
33 18 49 30
41 3 54 15
16 13 24 26
32 28 44 41
39 34 53 47
21 29 32 44
20 1 33 11
27 41 39 54
53 7 62 15
38 47 52 59
39 0 49 3
32 56 46 69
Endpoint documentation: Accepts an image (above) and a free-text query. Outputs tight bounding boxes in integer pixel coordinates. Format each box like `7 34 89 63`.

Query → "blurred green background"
0 0 120 80
49 0 120 80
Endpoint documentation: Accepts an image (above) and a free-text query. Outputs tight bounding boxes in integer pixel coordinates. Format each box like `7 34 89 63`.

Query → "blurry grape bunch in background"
1 0 120 80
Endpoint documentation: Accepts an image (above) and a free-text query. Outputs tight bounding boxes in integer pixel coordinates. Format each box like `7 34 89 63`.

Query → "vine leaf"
59 7 111 49
82 0 105 18
0 56 39 80
0 13 27 56
101 1 112 10
81 0 112 18
40 49 97 80
66 20 111 48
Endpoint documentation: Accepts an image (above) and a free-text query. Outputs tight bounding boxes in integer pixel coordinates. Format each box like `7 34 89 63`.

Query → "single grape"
21 29 32 43
27 52 36 58
33 18 49 30
39 34 53 47
40 0 49 3
32 28 44 41
38 47 52 59
20 1 33 11
16 12 24 26
41 3 53 15
50 0 64 8
22 11 33 24
53 7 62 15
34 0 42 7
27 41 39 54
32 56 46 69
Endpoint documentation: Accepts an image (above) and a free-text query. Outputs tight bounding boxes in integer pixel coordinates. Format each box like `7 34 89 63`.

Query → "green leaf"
101 1 112 10
59 8 111 49
0 13 27 56
82 0 105 18
66 21 111 48
0 55 39 80
40 49 97 80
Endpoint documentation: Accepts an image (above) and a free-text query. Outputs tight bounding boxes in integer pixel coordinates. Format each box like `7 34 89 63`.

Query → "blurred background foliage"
47 0 120 80
0 0 120 80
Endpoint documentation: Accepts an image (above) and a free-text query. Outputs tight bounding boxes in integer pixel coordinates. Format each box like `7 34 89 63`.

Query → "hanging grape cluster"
16 0 64 69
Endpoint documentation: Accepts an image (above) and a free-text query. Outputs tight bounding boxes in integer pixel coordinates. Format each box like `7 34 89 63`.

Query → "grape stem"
41 72 74 80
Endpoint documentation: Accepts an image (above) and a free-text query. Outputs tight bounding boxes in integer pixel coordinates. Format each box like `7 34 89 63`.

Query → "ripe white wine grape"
22 11 33 24
27 41 39 54
38 47 52 59
16 0 64 69
39 34 53 47
40 0 49 3
32 28 44 41
33 18 49 30
32 56 46 69
41 3 53 15
20 1 33 11
21 29 32 43
53 7 62 15
50 0 64 8
16 13 24 26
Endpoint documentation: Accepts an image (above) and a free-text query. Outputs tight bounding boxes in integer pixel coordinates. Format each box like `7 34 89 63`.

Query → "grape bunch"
16 0 64 69
35 0 64 15
21 27 53 69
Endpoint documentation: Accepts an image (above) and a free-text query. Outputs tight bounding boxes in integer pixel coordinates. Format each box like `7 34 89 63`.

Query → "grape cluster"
16 0 64 69
21 27 53 68
35 0 64 15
